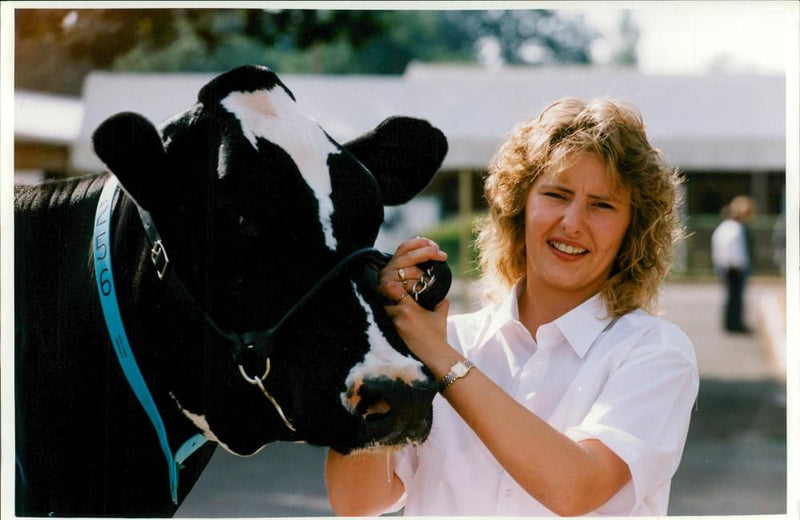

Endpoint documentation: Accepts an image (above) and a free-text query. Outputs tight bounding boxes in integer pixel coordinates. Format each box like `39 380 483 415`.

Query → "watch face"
453 362 469 377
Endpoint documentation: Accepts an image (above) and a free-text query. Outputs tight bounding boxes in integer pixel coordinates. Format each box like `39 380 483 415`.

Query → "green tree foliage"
442 10 598 66
16 8 600 95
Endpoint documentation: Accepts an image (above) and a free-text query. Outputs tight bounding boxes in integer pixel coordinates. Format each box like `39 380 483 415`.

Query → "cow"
15 65 450 517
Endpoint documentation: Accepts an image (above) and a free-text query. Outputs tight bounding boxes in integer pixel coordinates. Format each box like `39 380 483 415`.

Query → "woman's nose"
560 203 585 236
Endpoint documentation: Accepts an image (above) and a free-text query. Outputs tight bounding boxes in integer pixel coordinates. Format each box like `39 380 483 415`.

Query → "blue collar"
93 175 206 505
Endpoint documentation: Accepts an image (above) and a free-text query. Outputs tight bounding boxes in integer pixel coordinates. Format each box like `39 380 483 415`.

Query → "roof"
70 64 786 172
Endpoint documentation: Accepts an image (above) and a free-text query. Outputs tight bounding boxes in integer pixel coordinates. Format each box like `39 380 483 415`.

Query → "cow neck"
103 176 299 433
93 175 206 505
126 180 393 389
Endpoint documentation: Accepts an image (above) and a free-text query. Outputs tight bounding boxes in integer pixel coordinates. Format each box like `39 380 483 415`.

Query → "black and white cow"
15 65 449 517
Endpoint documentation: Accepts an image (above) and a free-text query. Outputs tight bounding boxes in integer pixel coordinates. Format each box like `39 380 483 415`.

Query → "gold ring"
398 268 407 283
396 293 407 304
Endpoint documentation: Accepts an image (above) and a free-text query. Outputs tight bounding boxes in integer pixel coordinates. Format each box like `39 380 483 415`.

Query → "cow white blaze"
221 88 340 250
341 283 428 413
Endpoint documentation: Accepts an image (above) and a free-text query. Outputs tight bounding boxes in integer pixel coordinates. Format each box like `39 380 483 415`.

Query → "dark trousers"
723 267 747 331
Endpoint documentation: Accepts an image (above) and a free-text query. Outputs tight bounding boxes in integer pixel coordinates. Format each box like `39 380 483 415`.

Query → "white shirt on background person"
711 219 749 271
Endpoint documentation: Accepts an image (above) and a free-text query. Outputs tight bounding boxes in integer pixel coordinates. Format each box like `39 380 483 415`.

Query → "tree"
440 10 598 66
15 9 387 93
15 8 599 95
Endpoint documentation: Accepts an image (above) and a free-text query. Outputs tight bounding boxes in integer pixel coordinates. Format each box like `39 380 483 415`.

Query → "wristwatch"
438 360 475 393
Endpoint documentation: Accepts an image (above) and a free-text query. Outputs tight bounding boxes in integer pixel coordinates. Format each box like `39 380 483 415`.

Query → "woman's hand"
377 238 461 378
377 237 447 303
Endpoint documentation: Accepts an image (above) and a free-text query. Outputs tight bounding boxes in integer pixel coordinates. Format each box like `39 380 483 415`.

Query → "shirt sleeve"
565 324 699 510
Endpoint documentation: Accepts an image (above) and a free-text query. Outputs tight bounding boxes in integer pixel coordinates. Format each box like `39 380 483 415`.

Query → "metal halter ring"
238 357 271 384
238 359 297 432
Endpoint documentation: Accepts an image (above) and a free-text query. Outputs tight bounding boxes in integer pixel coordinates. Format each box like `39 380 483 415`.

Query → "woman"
326 98 699 516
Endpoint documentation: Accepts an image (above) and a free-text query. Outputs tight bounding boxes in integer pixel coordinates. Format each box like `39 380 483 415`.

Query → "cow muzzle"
342 375 436 450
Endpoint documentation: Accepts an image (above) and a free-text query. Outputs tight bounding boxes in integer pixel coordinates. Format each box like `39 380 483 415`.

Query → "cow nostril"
361 398 391 422
355 387 393 422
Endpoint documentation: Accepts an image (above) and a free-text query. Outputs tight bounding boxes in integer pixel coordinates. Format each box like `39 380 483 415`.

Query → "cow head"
91 65 448 455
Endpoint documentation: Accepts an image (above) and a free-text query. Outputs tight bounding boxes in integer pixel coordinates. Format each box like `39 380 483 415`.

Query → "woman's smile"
548 239 588 257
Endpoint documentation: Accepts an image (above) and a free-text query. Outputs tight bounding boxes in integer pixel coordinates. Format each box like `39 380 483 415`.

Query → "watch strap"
438 360 475 393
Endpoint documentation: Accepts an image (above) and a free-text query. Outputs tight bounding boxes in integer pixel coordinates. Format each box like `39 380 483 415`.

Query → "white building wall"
66 66 785 174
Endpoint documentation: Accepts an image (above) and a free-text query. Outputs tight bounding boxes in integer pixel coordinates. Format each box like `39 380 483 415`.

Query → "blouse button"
504 488 512 497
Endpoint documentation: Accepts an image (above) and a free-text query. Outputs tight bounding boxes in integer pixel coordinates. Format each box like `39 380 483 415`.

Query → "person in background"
326 98 699 516
711 195 757 333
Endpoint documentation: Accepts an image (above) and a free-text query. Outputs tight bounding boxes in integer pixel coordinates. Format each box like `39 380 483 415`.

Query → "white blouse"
392 285 699 516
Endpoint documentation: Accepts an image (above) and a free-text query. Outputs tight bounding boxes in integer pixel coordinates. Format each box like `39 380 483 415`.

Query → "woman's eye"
544 191 566 200
594 202 615 210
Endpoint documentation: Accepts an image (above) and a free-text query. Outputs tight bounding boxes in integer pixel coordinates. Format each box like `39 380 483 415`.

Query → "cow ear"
92 112 167 211
343 116 448 206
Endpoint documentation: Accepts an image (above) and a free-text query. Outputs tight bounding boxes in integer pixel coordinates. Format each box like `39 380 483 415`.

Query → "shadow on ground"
176 441 333 517
669 377 786 515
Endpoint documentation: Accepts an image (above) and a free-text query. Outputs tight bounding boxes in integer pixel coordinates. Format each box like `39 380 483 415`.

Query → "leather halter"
131 186 392 400
95 175 392 436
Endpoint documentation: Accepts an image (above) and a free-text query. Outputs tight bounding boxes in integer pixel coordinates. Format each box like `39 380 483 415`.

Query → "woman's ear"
342 116 448 206
92 112 168 211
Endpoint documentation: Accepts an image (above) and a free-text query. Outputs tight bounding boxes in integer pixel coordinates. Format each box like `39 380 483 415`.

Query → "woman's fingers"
377 237 448 303
387 241 447 285
378 265 422 299
393 236 440 257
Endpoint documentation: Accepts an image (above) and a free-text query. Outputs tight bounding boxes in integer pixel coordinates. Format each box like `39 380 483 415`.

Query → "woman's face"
524 152 632 304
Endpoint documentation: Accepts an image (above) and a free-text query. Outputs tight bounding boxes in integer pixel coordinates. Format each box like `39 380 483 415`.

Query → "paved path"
176 279 787 517
661 279 787 515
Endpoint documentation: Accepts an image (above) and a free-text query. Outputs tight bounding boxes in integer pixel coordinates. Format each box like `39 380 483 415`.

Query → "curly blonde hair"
475 98 684 316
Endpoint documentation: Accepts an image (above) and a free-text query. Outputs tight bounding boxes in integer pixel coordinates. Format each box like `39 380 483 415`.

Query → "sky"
580 2 792 75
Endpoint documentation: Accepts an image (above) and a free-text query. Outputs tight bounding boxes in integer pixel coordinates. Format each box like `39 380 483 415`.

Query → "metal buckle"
150 240 170 280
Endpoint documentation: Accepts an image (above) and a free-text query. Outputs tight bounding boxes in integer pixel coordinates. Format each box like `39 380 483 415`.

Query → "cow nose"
345 376 436 434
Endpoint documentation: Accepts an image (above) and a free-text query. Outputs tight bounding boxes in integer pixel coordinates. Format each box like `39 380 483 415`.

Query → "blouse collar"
478 281 616 358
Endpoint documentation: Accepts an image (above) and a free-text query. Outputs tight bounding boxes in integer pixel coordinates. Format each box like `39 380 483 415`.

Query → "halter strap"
130 179 391 379
93 176 206 504
93 174 392 502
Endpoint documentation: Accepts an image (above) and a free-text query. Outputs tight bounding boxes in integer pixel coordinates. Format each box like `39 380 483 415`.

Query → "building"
14 91 84 184
20 64 786 274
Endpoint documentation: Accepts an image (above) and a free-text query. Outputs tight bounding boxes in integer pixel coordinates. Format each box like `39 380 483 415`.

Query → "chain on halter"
411 265 437 302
